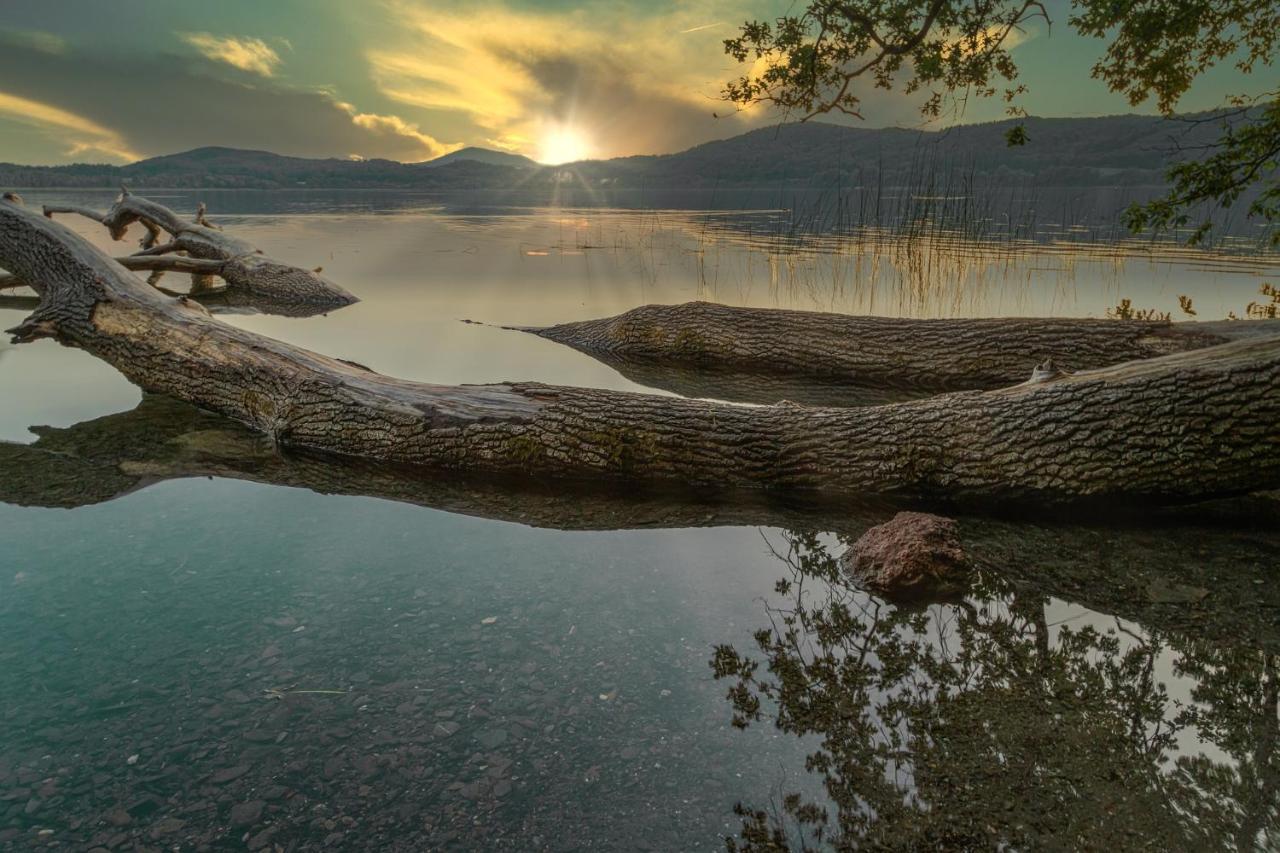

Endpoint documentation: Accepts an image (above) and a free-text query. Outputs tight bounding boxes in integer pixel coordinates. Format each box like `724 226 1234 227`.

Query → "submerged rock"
842 512 969 601
230 799 265 827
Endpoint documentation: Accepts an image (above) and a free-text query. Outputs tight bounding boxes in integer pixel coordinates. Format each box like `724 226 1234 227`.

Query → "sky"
0 0 1265 166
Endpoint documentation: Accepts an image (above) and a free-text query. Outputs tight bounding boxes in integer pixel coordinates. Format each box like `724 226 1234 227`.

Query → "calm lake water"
1 189 1277 851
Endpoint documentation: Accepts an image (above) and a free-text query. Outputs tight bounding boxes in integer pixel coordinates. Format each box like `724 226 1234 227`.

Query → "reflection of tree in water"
711 530 1279 851
1169 642 1280 852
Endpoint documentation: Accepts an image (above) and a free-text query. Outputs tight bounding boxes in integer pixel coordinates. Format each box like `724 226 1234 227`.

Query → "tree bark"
2 273 345 320
41 189 358 309
0 285 338 319
1 394 1277 654
523 301 1276 398
3 194 1280 505
1 254 223 290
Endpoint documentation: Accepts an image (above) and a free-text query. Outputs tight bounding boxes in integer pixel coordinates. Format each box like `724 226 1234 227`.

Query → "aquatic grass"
464 158 1279 318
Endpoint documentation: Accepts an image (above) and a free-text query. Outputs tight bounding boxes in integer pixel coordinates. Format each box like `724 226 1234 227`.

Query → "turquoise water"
0 190 1277 850
1 477 818 849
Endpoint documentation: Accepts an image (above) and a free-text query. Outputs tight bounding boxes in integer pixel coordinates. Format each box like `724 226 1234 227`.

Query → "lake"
1 189 1278 851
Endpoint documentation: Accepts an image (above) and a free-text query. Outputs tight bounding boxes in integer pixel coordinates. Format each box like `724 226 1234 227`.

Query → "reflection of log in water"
1 394 1277 654
713 531 1280 851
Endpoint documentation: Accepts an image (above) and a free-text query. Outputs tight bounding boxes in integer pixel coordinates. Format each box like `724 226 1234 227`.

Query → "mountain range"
419 147 540 169
0 114 1222 191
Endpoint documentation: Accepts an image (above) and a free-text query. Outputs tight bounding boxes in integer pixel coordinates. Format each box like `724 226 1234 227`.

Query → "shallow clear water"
0 190 1277 851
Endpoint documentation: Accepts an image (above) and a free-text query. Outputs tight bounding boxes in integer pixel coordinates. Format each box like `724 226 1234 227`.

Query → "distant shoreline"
0 114 1218 193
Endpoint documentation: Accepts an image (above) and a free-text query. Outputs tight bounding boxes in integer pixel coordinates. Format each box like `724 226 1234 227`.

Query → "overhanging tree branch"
722 1 1279 232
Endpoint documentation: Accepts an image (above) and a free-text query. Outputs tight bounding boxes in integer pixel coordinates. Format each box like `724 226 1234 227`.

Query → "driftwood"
1 393 1276 653
2 193 1280 506
0 254 224 291
0 263 346 319
0 286 343 320
41 188 357 308
523 301 1275 398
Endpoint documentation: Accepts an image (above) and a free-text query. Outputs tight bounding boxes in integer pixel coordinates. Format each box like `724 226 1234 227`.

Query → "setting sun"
538 126 591 165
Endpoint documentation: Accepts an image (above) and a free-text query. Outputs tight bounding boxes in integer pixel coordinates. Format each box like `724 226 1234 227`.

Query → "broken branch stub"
42 188 357 308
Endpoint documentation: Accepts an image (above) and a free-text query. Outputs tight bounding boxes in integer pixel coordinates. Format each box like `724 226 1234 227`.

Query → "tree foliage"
723 0 1279 242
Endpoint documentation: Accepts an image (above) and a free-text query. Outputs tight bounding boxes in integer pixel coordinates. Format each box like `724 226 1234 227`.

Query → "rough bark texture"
1 394 1277 654
0 254 224 291
42 189 357 309
526 301 1275 396
0 286 338 320
0 257 345 318
3 195 1280 506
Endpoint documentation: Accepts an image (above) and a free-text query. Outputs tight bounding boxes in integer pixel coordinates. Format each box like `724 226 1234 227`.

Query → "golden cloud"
940 23 1034 60
0 37 463 165
344 106 461 159
181 32 283 77
0 91 140 162
366 1 758 160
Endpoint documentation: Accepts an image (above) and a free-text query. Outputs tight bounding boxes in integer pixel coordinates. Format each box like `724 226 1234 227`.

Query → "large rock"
842 512 968 601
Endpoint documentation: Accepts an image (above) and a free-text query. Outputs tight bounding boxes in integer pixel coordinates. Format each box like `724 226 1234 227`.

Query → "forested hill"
581 114 1209 188
0 114 1220 190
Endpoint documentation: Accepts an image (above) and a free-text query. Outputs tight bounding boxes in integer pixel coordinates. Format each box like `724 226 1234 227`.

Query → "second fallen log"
523 301 1275 395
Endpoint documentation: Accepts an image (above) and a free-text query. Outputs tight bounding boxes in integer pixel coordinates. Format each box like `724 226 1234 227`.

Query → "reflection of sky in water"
0 190 1274 849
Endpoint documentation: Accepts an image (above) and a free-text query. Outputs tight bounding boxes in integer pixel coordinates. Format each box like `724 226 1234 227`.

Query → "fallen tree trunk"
1 253 222 290
41 188 358 308
0 253 224 291
1 394 1277 654
523 301 1276 396
0 285 342 319
3 194 1279 505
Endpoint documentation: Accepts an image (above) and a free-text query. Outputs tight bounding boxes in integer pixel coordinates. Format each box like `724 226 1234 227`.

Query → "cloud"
346 108 463 158
365 1 961 161
180 32 282 77
0 91 140 162
367 2 764 161
0 41 458 164
1 28 66 55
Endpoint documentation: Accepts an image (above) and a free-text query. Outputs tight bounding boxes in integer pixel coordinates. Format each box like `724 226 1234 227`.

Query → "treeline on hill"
0 153 529 190
0 114 1219 190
